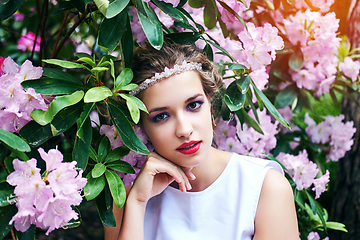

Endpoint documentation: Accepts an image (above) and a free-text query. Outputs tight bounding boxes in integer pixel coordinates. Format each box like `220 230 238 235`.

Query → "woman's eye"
152 113 169 122
187 101 203 111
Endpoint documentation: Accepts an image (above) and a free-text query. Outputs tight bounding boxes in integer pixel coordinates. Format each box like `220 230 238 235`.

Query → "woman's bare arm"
253 169 299 240
104 152 193 240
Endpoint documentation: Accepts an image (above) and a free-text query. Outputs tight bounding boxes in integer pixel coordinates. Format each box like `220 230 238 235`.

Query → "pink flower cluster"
204 21 283 92
17 32 41 52
307 231 329 240
215 109 279 158
284 10 341 96
305 113 356 161
294 0 334 13
216 0 251 35
338 56 360 82
276 150 330 199
100 124 153 187
0 57 48 132
6 148 87 235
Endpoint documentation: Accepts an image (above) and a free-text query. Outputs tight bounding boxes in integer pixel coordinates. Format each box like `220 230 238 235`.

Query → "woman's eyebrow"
185 93 204 103
148 106 168 114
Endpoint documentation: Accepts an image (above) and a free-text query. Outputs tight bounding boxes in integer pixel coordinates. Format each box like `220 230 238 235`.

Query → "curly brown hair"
131 41 223 101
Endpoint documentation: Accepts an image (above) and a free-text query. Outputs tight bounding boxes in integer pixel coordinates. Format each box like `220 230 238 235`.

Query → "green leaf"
52 1 74 15
203 0 217 29
236 75 251 94
333 86 360 107
0 205 17 239
73 117 92 170
84 172 106 201
0 129 30 152
84 86 113 103
251 82 290 129
120 93 148 124
121 13 134 68
106 0 130 19
89 146 99 163
203 43 213 61
19 121 52 148
43 59 91 72
51 102 85 136
326 221 348 232
21 77 87 95
75 52 92 59
225 80 246 112
78 57 96 67
106 161 135 174
30 91 84 125
99 10 127 52
275 84 298 109
104 146 130 164
98 136 111 162
92 163 107 178
105 169 126 209
107 99 149 155
42 67 83 84
94 0 109 16
115 68 134 91
136 0 164 50
236 109 264 134
188 0 205 8
118 83 137 91
165 32 201 45
0 0 25 20
152 0 188 23
0 190 16 207
76 103 95 131
289 47 304 71
95 183 116 227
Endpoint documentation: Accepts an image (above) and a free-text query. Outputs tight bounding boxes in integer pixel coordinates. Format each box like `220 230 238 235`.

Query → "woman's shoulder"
230 153 284 175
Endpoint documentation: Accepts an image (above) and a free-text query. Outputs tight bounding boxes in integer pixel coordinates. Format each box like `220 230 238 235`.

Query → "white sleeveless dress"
144 153 283 240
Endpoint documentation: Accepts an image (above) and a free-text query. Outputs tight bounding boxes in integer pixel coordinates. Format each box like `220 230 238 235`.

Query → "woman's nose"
175 114 193 138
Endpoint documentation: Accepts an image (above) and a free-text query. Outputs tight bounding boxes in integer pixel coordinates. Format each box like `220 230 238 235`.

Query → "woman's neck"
186 147 232 192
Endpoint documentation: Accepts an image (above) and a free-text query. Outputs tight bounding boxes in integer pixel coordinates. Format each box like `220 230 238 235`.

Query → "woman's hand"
128 152 195 204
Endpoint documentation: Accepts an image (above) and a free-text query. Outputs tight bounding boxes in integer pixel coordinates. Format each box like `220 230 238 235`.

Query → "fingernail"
187 182 192 190
190 172 196 180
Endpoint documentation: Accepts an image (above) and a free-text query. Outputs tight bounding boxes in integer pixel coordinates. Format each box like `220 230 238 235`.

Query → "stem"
51 10 70 59
39 0 49 64
52 8 89 59
10 229 15 240
30 0 43 62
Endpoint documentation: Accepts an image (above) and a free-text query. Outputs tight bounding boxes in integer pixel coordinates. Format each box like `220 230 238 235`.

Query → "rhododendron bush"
0 0 358 239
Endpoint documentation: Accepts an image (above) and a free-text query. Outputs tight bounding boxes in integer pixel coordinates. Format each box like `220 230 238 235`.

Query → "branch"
51 9 71 59
51 8 89 59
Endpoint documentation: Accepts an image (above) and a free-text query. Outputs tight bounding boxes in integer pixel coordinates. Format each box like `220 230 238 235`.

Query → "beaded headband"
129 60 203 96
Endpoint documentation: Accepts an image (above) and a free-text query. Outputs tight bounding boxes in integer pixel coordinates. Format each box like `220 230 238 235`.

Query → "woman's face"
140 70 213 168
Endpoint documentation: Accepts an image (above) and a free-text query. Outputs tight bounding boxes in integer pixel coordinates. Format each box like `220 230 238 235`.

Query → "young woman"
104 42 299 240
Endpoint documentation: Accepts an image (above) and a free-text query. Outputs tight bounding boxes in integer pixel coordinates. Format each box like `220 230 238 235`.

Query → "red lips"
176 141 202 155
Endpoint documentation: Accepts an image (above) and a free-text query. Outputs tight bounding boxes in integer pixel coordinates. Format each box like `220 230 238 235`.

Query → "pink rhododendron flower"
17 32 41 52
0 57 47 132
305 113 356 161
295 0 334 13
312 170 330 199
0 56 5 75
6 148 87 234
220 109 279 158
277 150 320 191
217 0 251 35
307 231 321 240
339 56 360 81
13 12 24 21
284 10 340 96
